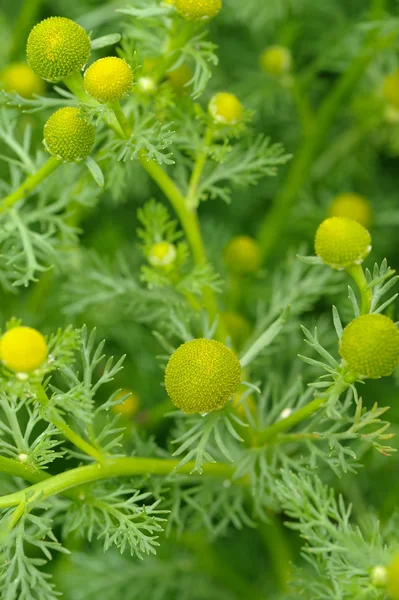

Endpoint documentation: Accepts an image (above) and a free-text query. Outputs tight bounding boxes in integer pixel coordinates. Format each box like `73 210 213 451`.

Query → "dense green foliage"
0 0 399 599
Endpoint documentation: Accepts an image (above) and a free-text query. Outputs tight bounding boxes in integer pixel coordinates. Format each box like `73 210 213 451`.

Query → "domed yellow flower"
0 326 47 373
165 338 241 413
27 17 91 82
44 107 95 162
339 314 399 378
208 92 243 125
148 241 177 267
329 193 372 229
84 57 133 103
1 63 45 98
175 0 222 21
224 236 261 274
315 217 371 270
387 554 399 599
260 46 292 76
383 69 399 110
112 389 140 417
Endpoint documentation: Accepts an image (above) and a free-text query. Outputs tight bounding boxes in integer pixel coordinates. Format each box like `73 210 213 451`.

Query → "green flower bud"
44 107 95 162
315 217 371 270
175 0 222 21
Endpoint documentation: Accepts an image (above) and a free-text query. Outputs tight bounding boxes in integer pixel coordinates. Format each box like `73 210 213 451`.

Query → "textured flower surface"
26 17 91 82
209 92 243 125
44 107 95 162
339 314 399 378
0 326 47 373
0 63 45 98
315 217 371 269
165 338 241 413
84 57 133 103
175 0 222 20
329 193 372 229
224 235 261 274
260 46 292 76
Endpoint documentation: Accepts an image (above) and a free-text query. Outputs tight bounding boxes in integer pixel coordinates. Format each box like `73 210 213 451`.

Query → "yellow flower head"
148 241 177 267
0 326 47 373
339 314 399 378
224 236 261 274
165 338 241 413
387 554 399 599
26 17 91 82
315 217 371 270
44 107 95 162
1 63 45 98
260 46 292 76
208 92 243 125
383 69 399 110
223 312 252 349
329 192 372 229
175 0 222 21
112 389 140 417
84 57 133 103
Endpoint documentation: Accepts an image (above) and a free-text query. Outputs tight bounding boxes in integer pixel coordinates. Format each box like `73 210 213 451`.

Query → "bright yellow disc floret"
26 17 91 82
84 57 133 103
165 338 241 413
112 389 140 417
224 236 261 274
383 69 399 110
0 326 47 373
44 107 95 162
387 554 399 599
149 241 177 267
339 314 399 378
329 192 372 229
175 0 222 20
0 63 45 98
315 217 371 270
208 92 243 125
260 46 292 76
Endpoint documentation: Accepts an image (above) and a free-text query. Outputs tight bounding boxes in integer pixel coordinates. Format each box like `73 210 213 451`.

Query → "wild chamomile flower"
329 192 372 229
224 236 261 274
148 241 177 267
26 17 91 82
84 57 133 103
0 326 47 373
44 107 95 162
339 314 399 378
383 69 399 110
208 92 243 125
165 338 241 413
112 389 140 417
315 217 371 270
0 63 45 98
260 46 292 76
175 0 222 21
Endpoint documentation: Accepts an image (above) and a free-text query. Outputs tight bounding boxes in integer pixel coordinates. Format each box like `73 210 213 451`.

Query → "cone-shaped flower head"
84 57 133 103
1 63 45 98
315 217 371 270
0 326 47 373
339 314 399 378
165 338 241 413
260 46 292 76
209 92 243 125
44 107 95 162
175 0 222 20
224 236 261 274
27 17 91 82
329 193 372 229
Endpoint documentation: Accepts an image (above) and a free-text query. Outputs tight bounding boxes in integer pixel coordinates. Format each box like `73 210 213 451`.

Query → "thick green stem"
258 397 326 445
186 125 214 209
0 457 236 509
346 264 372 314
0 157 61 213
0 455 50 484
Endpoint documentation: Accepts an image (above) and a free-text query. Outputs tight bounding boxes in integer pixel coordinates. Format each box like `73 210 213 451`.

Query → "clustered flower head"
329 192 372 229
44 107 95 162
84 57 133 103
315 216 371 270
175 0 222 21
260 45 292 76
0 326 47 373
208 92 243 125
339 314 399 378
224 235 261 274
165 338 241 413
0 63 45 98
148 241 177 267
26 17 91 82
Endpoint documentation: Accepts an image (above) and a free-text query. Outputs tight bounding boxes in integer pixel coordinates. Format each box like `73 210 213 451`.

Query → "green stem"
346 264 372 314
258 515 292 592
0 500 26 538
186 125 214 209
0 157 61 213
290 76 314 134
0 457 236 509
63 71 91 103
257 397 326 445
35 385 104 463
0 455 50 484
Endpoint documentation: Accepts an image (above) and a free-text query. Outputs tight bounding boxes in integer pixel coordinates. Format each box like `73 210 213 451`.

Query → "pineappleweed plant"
0 0 399 599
